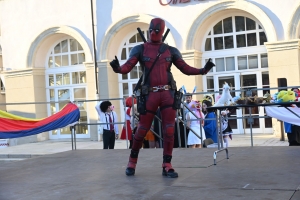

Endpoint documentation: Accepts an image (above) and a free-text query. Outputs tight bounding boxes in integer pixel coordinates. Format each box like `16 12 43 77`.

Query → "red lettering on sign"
159 0 172 6
181 0 191 3
160 0 197 6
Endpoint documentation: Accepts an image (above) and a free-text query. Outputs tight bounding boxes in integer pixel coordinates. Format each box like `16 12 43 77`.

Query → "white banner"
265 106 300 126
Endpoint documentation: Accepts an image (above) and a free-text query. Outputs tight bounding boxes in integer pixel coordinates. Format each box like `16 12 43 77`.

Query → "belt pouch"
137 95 147 115
141 85 149 95
172 90 183 109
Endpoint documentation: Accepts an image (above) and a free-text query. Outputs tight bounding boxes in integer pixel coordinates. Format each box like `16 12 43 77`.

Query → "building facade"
0 0 299 144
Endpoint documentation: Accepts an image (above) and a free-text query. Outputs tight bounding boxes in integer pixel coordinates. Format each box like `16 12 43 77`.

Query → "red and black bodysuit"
110 18 211 177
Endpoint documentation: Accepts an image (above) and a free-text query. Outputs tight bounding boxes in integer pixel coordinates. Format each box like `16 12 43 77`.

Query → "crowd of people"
95 93 228 150
95 88 300 150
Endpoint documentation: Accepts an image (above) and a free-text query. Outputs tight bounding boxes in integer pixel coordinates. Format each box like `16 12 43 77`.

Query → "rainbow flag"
0 103 80 139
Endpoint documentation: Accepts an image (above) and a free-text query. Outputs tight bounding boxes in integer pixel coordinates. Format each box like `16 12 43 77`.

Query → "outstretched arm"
110 44 142 74
170 46 215 75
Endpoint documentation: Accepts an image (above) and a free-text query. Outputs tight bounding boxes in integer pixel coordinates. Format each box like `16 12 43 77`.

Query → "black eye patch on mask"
149 23 161 34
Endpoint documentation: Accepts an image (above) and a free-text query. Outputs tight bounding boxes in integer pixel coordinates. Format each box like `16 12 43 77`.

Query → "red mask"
149 18 165 43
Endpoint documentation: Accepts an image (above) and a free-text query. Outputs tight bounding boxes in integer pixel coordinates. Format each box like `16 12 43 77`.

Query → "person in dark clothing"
284 122 300 146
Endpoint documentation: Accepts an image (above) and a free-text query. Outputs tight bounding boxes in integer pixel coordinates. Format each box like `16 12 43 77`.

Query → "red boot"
162 155 178 178
126 150 139 176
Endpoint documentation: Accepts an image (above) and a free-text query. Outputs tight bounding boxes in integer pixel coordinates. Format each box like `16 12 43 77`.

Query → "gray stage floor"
0 147 299 200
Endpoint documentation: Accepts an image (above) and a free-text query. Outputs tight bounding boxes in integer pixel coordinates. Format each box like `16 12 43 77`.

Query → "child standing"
220 109 233 148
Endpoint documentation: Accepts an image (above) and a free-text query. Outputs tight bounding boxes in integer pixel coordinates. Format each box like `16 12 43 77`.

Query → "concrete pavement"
0 133 289 158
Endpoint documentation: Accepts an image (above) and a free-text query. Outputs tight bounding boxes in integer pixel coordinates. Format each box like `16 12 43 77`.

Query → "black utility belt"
139 85 175 95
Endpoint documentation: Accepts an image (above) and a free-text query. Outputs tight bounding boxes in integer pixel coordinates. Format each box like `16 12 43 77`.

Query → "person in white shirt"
95 101 119 149
186 100 206 148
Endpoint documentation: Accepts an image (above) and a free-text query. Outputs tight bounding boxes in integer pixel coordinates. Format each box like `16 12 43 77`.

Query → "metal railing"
1 85 300 153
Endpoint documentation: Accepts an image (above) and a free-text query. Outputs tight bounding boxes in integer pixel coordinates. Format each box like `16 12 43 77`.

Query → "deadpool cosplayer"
110 18 215 178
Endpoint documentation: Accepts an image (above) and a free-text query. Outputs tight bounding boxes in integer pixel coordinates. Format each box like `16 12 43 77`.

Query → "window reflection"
48 56 53 68
206 76 214 90
238 56 247 70
130 67 139 79
62 55 69 66
235 16 245 32
259 32 267 45
62 73 70 85
54 56 61 67
54 43 61 54
225 57 235 71
247 33 257 46
224 36 233 49
236 34 246 48
214 37 223 50
129 34 136 43
49 74 54 86
78 53 85 64
261 54 268 68
248 55 258 69
71 54 77 65
246 18 256 30
70 39 77 51
121 48 126 60
56 74 62 85
205 38 211 51
216 58 225 72
213 20 222 34
223 17 232 33
61 40 68 53
123 83 129 95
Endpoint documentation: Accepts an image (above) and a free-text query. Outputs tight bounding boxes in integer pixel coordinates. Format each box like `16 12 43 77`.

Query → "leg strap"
126 150 139 176
127 150 139 169
162 155 178 178
162 155 174 172
162 162 174 172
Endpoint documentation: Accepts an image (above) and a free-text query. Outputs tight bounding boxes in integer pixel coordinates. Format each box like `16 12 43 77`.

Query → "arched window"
203 16 269 93
46 38 88 139
202 15 271 133
48 39 85 68
119 30 149 99
204 16 267 51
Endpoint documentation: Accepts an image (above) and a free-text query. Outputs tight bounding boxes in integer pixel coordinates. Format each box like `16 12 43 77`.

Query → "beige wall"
85 62 98 141
266 40 300 88
0 93 5 111
4 68 48 143
266 39 300 137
